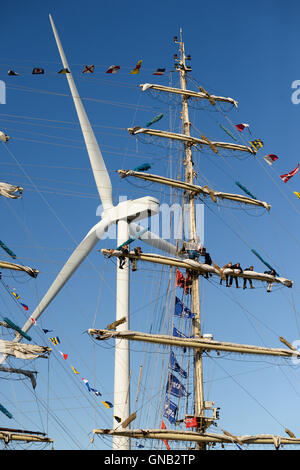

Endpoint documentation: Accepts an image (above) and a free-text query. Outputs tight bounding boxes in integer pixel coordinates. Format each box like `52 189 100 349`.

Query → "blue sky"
1 0 300 451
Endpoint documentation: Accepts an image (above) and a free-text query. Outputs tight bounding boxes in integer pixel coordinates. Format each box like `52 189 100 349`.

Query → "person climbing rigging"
200 247 213 278
119 244 129 269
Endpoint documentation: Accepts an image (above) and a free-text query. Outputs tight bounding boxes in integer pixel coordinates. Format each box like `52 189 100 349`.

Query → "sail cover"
0 340 51 360
0 260 39 278
0 182 23 199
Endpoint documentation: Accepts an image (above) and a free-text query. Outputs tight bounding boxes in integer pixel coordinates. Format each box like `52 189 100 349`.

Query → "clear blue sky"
1 0 300 451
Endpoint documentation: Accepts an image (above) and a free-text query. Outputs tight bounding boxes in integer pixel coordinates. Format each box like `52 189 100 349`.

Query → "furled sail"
0 340 51 360
0 260 39 278
0 182 23 199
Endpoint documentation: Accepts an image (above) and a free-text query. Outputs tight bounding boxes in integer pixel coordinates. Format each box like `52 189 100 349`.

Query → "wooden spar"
0 427 53 444
118 170 271 211
92 428 300 447
0 260 39 278
127 127 256 154
140 83 239 107
88 328 300 358
100 249 293 288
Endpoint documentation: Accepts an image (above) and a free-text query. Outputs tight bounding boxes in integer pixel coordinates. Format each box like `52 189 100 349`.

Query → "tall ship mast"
1 17 299 451
89 31 299 450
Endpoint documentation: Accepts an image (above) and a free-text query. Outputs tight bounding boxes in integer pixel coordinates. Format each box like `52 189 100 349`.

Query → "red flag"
176 268 185 288
235 123 250 132
185 417 198 428
161 420 171 450
130 60 142 74
263 154 278 166
280 164 299 183
106 65 120 74
82 65 95 74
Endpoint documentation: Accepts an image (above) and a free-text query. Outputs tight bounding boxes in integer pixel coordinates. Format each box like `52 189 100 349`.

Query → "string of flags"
1 281 112 412
38 326 111 409
2 281 30 311
223 120 300 199
5 62 167 77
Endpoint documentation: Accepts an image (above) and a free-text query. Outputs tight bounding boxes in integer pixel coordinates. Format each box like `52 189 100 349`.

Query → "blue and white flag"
166 373 190 398
90 387 102 397
169 351 187 379
174 297 195 319
82 378 91 392
163 397 178 424
172 326 187 338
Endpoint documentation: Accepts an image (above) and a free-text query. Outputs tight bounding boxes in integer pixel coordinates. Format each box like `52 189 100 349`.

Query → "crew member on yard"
243 265 255 289
229 263 243 288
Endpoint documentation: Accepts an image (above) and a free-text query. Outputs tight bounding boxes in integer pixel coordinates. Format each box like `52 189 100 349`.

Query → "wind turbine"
0 15 177 450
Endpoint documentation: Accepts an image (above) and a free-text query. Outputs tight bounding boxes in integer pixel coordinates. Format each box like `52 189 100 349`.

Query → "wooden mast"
175 30 207 448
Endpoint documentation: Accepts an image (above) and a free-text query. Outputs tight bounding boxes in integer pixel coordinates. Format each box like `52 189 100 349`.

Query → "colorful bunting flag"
280 164 299 183
49 336 60 345
20 303 28 311
130 60 142 74
102 401 113 409
8 70 19 76
59 351 68 360
82 65 95 74
106 65 120 74
235 123 250 133
263 154 278 166
153 68 166 75
30 317 36 325
58 68 70 74
12 291 20 300
71 366 79 374
42 329 52 334
82 378 91 391
32 68 44 75
250 139 263 151
90 388 102 397
294 191 300 199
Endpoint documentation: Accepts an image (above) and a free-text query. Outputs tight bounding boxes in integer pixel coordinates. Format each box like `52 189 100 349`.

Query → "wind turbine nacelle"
104 196 159 224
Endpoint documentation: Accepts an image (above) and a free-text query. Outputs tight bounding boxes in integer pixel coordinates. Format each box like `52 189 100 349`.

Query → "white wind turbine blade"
129 222 177 256
0 218 111 365
22 219 110 335
49 14 113 211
